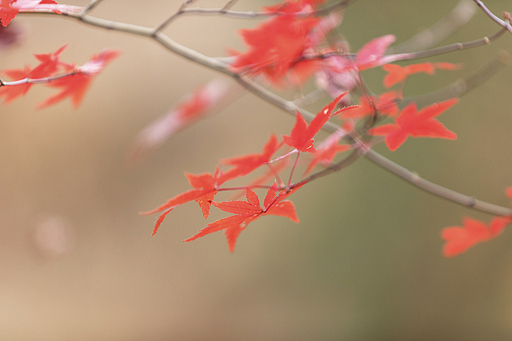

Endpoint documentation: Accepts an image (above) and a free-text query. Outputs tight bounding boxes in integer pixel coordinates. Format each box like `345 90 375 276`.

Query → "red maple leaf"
141 168 230 235
30 44 67 78
127 79 231 163
229 0 328 86
0 45 67 103
441 216 511 257
356 34 396 71
37 49 119 109
221 133 283 180
0 0 18 27
0 0 59 27
283 92 347 152
382 62 461 88
0 64 31 103
368 98 458 151
185 186 300 252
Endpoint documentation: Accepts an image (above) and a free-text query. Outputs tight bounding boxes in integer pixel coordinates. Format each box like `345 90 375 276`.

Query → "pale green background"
1 0 512 340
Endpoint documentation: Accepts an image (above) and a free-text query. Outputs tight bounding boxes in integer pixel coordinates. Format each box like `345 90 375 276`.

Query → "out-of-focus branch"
404 50 511 108
364 150 512 217
388 0 477 54
153 0 354 33
80 0 104 15
0 71 77 87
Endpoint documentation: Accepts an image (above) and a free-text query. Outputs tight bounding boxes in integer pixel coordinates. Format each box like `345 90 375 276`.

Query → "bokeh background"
1 0 512 340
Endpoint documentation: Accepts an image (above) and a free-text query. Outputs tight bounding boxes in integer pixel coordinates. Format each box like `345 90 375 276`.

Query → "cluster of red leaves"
229 0 331 86
142 93 353 252
0 45 120 108
186 186 300 253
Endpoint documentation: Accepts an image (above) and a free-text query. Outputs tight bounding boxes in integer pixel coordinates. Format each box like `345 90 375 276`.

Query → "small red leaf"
368 99 458 151
442 216 511 257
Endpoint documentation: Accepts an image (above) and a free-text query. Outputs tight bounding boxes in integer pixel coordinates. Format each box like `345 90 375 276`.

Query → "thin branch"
405 50 511 108
299 27 508 66
221 0 238 12
0 71 77 87
383 27 508 62
80 0 104 16
388 0 477 54
473 0 512 34
177 0 354 20
153 0 353 34
364 150 512 216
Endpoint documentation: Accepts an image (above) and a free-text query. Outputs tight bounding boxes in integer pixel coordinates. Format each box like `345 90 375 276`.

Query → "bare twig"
364 150 512 216
0 71 77 87
80 0 104 16
388 0 477 54
177 0 354 20
473 0 512 34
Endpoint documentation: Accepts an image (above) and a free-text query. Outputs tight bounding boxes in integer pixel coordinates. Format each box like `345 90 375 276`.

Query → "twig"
473 0 512 34
0 71 77 87
177 0 354 20
364 150 512 216
388 0 477 54
80 0 104 16
404 50 511 108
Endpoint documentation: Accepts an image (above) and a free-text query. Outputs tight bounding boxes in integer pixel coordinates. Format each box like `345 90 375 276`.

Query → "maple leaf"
230 0 329 86
185 186 299 252
30 44 67 78
441 216 511 257
382 62 461 88
141 169 229 235
0 0 60 27
356 34 396 71
0 44 67 103
0 0 18 27
283 92 347 152
0 64 31 103
127 79 232 163
37 49 120 109
221 133 283 181
368 98 458 151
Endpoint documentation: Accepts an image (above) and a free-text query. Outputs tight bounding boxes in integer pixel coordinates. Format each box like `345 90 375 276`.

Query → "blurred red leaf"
382 62 461 88
37 49 120 109
128 79 232 163
368 98 458 151
442 216 511 257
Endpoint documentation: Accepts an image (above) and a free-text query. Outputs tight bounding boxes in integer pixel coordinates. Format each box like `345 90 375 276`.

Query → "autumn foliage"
1 0 511 256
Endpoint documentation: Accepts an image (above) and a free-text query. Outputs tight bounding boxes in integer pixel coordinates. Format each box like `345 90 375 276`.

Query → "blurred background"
1 0 512 340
